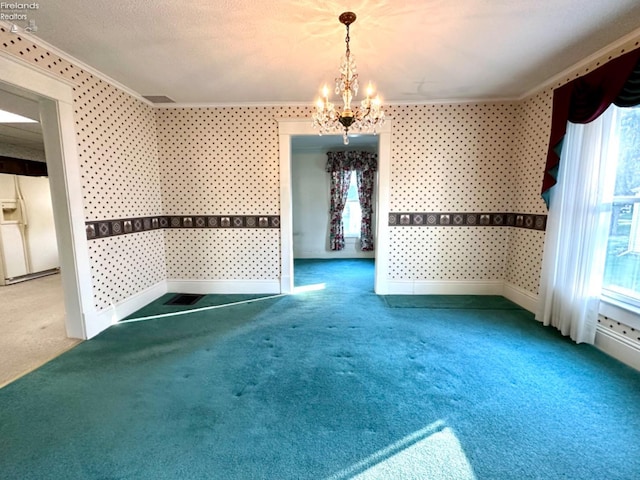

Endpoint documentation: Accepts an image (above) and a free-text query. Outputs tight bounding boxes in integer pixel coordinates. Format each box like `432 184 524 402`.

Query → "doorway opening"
290 135 378 291
277 118 392 295
0 52 93 345
0 79 83 386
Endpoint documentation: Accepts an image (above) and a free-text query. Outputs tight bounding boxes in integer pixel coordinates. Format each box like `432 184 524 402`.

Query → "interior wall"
291 149 375 259
0 25 565 317
0 25 550 313
156 102 540 292
156 101 542 294
0 27 165 313
2 23 637 336
496 38 640 329
504 90 551 299
507 35 640 300
384 103 519 288
156 107 308 285
511 34 640 360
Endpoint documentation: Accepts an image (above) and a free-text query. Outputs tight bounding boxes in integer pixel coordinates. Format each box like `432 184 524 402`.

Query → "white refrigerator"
0 173 59 285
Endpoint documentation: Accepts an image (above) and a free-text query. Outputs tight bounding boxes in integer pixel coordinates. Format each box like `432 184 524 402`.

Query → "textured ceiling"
5 0 640 104
0 85 44 153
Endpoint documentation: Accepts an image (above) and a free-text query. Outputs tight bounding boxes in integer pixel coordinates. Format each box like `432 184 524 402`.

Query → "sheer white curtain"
536 106 619 344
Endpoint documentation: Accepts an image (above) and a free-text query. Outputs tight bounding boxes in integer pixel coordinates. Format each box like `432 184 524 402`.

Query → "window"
602 105 640 308
342 171 361 237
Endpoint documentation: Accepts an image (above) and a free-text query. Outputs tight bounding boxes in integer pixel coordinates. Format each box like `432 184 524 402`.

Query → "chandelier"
312 12 385 145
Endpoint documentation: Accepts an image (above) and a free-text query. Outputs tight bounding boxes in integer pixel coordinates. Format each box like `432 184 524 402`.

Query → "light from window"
342 171 362 237
602 105 640 307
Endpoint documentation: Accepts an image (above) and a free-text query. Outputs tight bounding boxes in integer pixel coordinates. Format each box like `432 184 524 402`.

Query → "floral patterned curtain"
356 168 375 250
326 151 378 251
327 169 352 250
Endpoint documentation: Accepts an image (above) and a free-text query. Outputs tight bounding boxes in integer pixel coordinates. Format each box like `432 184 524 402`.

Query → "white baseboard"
595 326 640 371
503 282 538 313
384 280 504 295
294 252 375 259
280 275 292 294
87 280 168 339
166 279 281 294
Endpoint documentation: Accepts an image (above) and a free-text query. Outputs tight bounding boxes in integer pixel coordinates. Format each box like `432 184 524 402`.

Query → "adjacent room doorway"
0 52 92 341
277 118 392 295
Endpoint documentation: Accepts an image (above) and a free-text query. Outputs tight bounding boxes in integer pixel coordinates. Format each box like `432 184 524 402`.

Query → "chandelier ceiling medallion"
312 12 385 145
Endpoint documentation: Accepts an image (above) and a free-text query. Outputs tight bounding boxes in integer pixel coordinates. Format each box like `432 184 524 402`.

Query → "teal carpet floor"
1 258 640 479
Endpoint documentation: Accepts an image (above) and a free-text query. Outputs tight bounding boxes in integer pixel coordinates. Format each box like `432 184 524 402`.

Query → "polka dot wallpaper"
0 27 164 311
513 91 552 215
385 102 530 285
3 26 639 333
503 90 553 292
505 229 545 294
88 232 166 310
74 72 161 221
503 37 640 296
164 229 280 280
157 107 285 216
156 106 308 283
389 228 507 280
386 103 517 212
554 40 640 90
598 315 640 344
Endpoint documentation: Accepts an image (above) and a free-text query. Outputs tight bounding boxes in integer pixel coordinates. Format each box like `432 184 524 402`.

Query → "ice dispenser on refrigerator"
0 173 59 285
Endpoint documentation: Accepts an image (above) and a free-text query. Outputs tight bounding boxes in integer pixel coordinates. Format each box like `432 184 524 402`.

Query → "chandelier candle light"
312 11 385 145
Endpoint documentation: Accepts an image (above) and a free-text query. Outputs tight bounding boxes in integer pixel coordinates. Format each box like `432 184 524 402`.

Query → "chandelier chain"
345 24 351 59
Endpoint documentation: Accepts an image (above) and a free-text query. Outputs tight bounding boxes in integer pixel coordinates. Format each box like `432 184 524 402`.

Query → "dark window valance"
326 151 377 173
542 47 640 206
0 156 48 177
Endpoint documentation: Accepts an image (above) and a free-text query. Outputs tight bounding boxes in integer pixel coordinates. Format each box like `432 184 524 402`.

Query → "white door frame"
0 51 93 339
277 119 392 294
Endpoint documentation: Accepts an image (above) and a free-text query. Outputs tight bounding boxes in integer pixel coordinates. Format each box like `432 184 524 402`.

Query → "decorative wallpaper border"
388 212 546 230
86 215 281 240
86 212 545 240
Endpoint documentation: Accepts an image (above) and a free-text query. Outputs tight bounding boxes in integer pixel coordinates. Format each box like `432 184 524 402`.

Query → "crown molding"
384 97 519 105
156 101 314 109
0 21 154 107
156 96 520 110
0 21 540 109
0 48 77 92
518 25 640 100
5 20 639 109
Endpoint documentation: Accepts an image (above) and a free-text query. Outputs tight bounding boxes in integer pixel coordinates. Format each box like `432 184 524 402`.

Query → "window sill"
599 296 640 331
